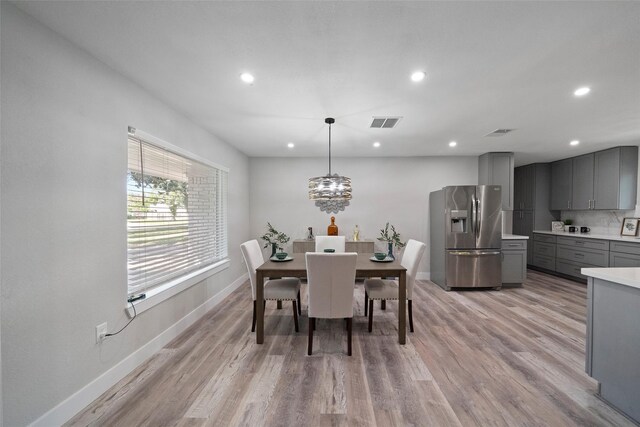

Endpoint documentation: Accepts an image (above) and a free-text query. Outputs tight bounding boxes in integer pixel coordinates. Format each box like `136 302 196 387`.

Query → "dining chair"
240 239 302 333
364 239 426 333
306 252 358 355
315 235 346 252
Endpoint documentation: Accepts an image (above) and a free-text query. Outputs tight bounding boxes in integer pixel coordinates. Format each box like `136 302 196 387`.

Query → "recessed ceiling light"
240 72 255 84
574 87 590 96
287 142 295 148
570 140 580 146
373 141 381 148
449 141 457 147
411 71 426 82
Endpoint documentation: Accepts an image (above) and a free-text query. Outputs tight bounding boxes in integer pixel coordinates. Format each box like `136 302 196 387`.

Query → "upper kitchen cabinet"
550 146 638 211
478 152 514 210
593 146 638 210
514 164 535 210
550 158 573 210
571 153 594 210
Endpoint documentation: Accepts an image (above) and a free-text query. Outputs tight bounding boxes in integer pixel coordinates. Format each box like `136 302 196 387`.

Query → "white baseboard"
417 272 430 281
29 273 248 427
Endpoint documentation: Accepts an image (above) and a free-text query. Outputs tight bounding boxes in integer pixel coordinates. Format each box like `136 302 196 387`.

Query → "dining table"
255 252 408 344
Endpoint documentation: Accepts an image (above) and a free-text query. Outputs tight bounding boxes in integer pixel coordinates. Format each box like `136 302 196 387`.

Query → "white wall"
0 4 250 425
249 156 479 275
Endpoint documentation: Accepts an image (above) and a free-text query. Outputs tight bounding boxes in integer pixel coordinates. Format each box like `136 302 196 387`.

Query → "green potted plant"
260 222 290 258
563 219 573 232
377 222 406 260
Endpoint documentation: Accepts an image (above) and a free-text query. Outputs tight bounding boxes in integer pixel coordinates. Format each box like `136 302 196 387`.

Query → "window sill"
126 259 230 317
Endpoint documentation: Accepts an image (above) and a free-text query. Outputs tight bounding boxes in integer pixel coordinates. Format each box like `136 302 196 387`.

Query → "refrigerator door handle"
471 195 477 235
449 251 501 256
475 197 481 236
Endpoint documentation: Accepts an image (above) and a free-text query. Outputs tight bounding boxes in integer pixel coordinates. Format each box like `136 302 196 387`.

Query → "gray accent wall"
1 4 250 425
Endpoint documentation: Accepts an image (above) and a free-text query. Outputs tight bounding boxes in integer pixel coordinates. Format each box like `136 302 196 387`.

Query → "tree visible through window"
127 134 228 295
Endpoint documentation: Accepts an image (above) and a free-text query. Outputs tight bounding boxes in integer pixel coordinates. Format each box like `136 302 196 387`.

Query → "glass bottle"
353 225 360 241
327 216 338 236
307 226 314 240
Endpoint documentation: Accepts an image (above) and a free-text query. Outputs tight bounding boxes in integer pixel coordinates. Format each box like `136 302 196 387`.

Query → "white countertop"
502 234 529 240
533 230 640 243
581 267 640 290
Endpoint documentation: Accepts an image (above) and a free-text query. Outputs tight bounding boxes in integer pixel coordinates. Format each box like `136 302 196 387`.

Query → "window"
127 131 228 297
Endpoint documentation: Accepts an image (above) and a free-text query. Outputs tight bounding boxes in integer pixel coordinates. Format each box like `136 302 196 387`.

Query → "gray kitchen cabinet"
513 210 534 264
513 163 559 265
502 239 527 285
531 234 556 270
571 153 594 210
585 276 640 423
593 146 638 210
514 167 525 212
550 158 573 210
554 236 609 281
479 152 514 210
609 240 640 267
550 146 638 211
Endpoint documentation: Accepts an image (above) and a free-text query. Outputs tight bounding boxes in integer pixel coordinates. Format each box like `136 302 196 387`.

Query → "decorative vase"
328 216 338 236
271 243 277 258
387 242 395 260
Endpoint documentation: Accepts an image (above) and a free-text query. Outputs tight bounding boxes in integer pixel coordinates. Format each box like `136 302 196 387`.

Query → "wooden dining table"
255 252 408 344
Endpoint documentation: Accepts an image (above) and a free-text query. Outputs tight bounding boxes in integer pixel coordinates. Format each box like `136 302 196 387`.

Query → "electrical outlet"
96 322 108 343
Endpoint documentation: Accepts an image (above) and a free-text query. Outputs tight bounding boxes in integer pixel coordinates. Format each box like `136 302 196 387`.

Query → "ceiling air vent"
370 117 402 128
485 129 516 137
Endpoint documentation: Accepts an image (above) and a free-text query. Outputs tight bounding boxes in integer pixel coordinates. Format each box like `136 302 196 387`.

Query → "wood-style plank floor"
67 270 634 426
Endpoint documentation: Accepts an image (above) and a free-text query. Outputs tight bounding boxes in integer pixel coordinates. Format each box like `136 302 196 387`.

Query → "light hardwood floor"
67 270 634 426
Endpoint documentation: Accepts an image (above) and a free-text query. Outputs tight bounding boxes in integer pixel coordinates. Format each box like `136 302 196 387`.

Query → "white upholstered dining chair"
364 239 426 333
314 236 346 252
306 252 358 355
241 239 301 333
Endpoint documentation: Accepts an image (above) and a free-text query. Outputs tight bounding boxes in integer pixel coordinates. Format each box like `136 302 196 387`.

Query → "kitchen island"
581 267 640 424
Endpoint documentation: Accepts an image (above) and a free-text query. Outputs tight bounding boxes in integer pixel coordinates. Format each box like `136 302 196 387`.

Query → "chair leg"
381 300 386 310
251 300 256 332
264 300 266 310
292 300 299 332
408 300 414 333
347 318 352 356
364 291 368 316
308 317 314 355
368 300 374 332
297 290 302 315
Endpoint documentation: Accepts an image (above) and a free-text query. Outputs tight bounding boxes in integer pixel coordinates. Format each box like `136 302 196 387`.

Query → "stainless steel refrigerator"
430 185 502 290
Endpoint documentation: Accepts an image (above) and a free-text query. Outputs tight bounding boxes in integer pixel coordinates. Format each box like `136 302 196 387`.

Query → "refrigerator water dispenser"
450 210 467 233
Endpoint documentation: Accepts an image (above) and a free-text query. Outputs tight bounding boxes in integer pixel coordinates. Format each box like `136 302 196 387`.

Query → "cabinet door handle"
507 244 520 247
575 241 584 245
567 200 570 209
574 253 584 258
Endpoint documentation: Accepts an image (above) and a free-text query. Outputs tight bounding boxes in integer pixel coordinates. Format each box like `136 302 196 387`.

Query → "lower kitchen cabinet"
531 232 628 282
502 239 527 285
609 241 640 267
532 234 556 270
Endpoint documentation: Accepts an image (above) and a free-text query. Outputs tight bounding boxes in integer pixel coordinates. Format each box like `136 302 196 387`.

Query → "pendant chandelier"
308 117 352 214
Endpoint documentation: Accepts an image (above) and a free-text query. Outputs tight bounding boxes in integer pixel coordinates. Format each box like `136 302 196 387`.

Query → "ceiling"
13 1 640 166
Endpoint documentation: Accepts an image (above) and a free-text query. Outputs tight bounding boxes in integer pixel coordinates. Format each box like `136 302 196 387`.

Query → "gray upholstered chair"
241 239 301 333
306 252 358 355
364 239 426 333
314 235 346 252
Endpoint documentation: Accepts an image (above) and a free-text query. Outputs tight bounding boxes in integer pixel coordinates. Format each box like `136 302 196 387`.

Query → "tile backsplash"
561 209 637 234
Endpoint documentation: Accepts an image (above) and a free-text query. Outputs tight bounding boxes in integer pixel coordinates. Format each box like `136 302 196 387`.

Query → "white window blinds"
127 135 228 295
